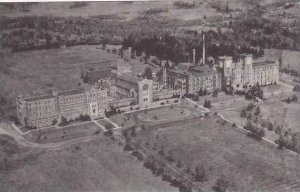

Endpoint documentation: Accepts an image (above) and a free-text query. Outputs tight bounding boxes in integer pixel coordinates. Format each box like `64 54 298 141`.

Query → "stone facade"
138 79 153 107
219 54 279 89
163 54 279 95
188 65 222 94
17 86 109 128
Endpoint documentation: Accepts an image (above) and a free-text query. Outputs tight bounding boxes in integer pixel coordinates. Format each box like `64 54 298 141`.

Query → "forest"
0 12 299 60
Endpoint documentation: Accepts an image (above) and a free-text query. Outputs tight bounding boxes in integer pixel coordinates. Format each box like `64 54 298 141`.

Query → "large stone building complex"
17 85 110 128
163 53 278 95
219 54 279 89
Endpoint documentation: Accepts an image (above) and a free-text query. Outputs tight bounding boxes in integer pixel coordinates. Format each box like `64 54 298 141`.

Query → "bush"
246 103 255 111
232 123 237 128
160 102 165 105
52 119 57 125
131 150 143 161
203 100 212 108
104 129 113 137
194 165 207 182
124 143 134 151
213 176 230 192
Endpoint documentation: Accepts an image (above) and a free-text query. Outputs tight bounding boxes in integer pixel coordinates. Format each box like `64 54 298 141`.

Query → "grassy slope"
0 136 174 192
136 116 300 191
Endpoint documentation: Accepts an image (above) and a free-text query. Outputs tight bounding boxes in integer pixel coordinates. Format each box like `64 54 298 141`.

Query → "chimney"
202 32 205 65
193 48 196 64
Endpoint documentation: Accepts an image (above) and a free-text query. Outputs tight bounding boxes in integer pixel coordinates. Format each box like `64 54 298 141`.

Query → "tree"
212 89 219 97
213 176 230 192
158 145 165 156
246 103 255 111
130 127 136 137
194 165 207 182
204 100 211 108
52 119 57 125
207 100 212 108
291 95 298 102
166 150 175 162
254 106 260 116
144 67 153 80
60 116 68 126
240 109 247 118
268 122 273 131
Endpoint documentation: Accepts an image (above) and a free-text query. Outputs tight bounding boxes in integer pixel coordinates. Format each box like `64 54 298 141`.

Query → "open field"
0 1 240 21
138 107 192 122
260 92 300 133
134 116 300 192
214 90 300 142
24 122 102 144
0 45 119 105
0 135 174 192
109 114 136 128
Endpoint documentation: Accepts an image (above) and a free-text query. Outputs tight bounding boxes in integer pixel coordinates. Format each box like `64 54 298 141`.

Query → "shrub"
240 109 247 118
232 123 237 128
194 165 207 182
104 129 113 137
246 103 255 111
268 123 273 131
94 130 101 135
52 119 57 125
160 102 165 105
131 150 143 161
213 176 230 192
124 143 134 151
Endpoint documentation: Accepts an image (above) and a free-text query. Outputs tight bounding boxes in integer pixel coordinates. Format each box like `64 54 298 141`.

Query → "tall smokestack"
202 31 205 65
193 48 196 64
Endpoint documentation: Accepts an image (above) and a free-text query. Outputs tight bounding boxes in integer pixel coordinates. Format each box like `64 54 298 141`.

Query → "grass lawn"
96 119 115 129
0 135 173 192
133 116 300 192
138 107 192 122
109 114 136 128
128 103 203 127
0 45 119 105
24 122 102 144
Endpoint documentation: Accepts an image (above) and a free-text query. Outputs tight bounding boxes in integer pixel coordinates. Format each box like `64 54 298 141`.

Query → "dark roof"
86 68 112 84
24 95 54 102
253 60 276 67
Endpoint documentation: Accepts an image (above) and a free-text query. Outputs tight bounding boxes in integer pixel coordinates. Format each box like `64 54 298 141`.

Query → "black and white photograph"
0 0 300 191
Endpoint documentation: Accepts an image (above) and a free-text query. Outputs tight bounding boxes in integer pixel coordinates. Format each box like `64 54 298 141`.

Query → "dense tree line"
0 16 170 52
1 10 299 55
